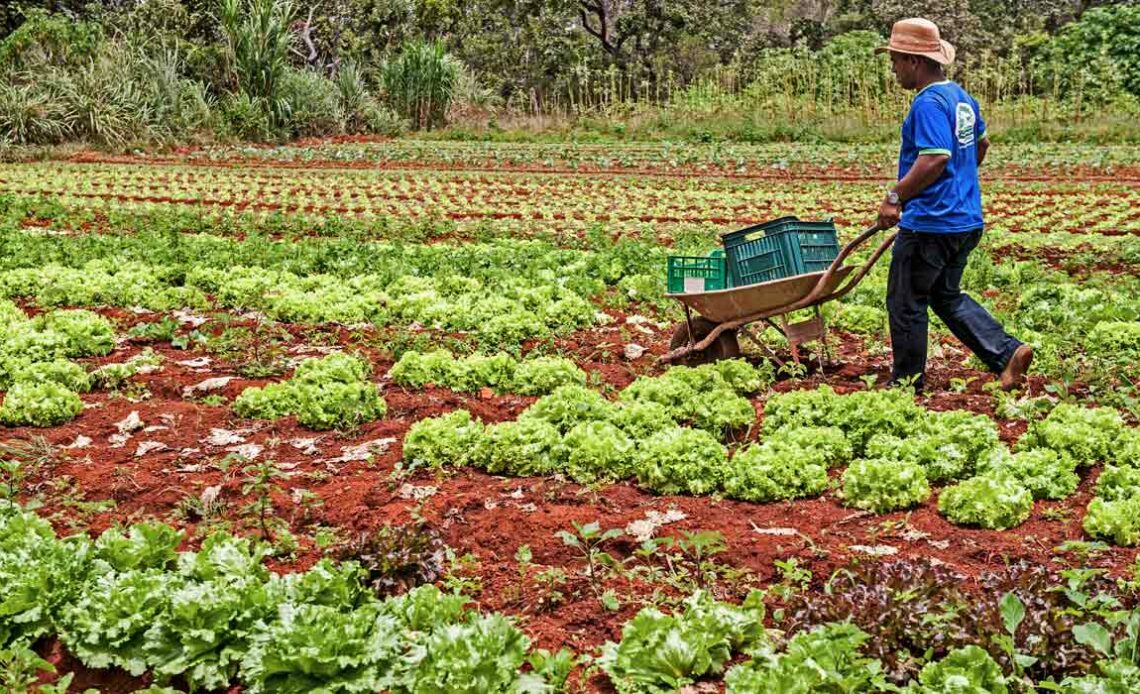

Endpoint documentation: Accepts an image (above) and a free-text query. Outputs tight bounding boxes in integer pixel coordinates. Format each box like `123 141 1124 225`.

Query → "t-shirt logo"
956 102 976 147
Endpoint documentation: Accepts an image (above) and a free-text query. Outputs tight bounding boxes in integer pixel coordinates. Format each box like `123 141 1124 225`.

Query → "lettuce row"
234 352 387 430
389 349 586 396
0 503 565 693
0 303 117 427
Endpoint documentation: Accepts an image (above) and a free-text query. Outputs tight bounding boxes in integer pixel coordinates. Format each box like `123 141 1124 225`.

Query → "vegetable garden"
3 139 1140 693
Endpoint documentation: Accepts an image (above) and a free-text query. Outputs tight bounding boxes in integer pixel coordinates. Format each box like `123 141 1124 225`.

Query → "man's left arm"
878 154 949 229
977 105 989 166
878 98 955 229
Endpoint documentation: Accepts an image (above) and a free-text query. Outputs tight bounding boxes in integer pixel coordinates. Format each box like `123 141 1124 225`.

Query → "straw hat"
875 18 956 65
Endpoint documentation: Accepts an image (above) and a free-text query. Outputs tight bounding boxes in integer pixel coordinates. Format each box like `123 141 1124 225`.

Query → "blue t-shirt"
898 80 987 233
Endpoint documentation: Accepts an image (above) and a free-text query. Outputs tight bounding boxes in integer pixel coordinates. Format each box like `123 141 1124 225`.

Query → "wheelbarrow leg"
739 326 785 369
683 304 696 347
770 311 828 369
816 305 832 371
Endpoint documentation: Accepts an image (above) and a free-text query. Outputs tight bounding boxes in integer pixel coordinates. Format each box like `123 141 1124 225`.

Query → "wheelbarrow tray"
666 266 854 324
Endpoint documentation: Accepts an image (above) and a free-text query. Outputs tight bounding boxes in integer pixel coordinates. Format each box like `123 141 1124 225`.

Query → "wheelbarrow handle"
790 222 891 309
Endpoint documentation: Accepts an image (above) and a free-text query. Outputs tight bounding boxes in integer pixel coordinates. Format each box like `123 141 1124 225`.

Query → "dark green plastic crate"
666 251 728 293
721 217 839 285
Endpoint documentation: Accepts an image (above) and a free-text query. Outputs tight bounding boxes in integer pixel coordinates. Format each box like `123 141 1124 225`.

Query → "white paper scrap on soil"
135 441 169 457
205 428 245 447
115 411 144 435
66 435 93 449
623 343 647 360
227 443 264 460
182 377 235 398
625 508 688 542
172 309 208 327
290 438 321 455
398 483 438 501
175 357 212 369
321 438 396 464
849 544 899 556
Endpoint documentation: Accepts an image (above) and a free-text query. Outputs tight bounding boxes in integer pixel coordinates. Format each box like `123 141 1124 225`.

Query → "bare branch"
298 6 318 64
578 1 617 55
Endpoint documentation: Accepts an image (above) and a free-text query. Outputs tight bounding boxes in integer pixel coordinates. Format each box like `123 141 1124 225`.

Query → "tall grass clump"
382 40 459 130
217 0 296 129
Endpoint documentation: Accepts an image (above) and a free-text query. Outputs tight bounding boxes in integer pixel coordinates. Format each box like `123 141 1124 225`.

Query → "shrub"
723 441 829 503
1109 427 1140 467
1095 464 1140 502
293 353 371 384
278 67 343 137
914 645 1007 693
977 448 1079 500
34 310 115 357
840 458 930 513
1016 403 1125 467
476 419 563 476
389 349 454 388
232 382 296 420
0 82 69 144
610 401 678 439
1084 497 1140 546
361 97 406 135
221 92 274 141
512 357 587 395
938 475 1034 530
13 359 91 393
563 421 635 483
769 426 852 468
688 390 756 436
292 382 387 431
724 623 886 694
0 381 83 427
403 410 485 468
600 591 765 693
519 385 612 434
635 428 727 496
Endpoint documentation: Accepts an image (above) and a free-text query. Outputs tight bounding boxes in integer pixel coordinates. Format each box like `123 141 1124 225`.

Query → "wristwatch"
886 190 901 206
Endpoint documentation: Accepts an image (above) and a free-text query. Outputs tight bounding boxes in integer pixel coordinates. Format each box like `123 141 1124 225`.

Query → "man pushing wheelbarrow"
664 18 1032 394
875 17 1031 393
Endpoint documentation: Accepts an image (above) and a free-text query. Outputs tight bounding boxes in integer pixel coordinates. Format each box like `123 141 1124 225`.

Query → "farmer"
875 17 1032 392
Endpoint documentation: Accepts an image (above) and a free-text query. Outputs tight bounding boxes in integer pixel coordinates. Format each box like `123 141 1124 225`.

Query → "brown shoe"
1000 345 1033 391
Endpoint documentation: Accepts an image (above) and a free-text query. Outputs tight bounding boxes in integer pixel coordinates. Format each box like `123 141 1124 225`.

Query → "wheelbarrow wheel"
669 318 741 366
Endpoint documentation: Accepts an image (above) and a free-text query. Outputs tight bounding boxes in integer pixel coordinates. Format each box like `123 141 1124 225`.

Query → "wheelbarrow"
662 223 897 366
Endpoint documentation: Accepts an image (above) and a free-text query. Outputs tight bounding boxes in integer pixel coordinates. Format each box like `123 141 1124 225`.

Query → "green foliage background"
0 0 1137 145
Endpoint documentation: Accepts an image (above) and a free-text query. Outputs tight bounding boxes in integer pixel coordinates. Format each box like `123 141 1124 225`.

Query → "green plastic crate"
667 251 729 293
720 217 839 285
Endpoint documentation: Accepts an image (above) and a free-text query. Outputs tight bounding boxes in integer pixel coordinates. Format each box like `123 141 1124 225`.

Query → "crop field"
4 140 1140 692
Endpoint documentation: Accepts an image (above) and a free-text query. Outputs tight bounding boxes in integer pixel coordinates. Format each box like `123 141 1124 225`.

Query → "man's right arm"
977 137 989 167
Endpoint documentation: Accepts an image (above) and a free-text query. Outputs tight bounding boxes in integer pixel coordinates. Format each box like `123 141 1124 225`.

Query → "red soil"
61 149 1140 185
10 309 1131 692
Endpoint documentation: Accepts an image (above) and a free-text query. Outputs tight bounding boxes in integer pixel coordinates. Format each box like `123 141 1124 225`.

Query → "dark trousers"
886 228 1021 390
